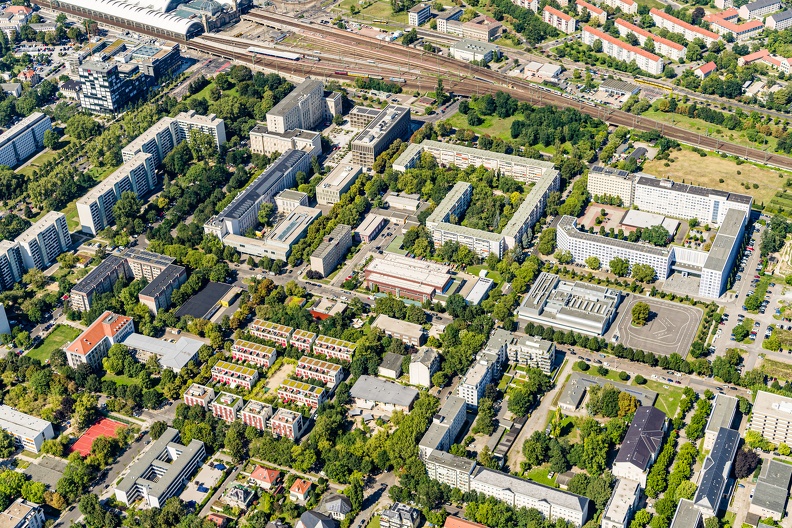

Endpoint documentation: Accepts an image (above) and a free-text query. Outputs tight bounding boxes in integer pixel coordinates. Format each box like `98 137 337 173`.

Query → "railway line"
199 11 792 170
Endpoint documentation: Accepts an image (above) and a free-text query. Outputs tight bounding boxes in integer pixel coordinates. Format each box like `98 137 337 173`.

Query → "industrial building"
310 224 353 277
517 272 622 336
449 39 500 63
249 125 321 157
692 427 740 515
350 106 411 167
418 395 467 459
265 79 340 133
0 112 51 169
612 406 667 487
316 164 363 205
0 405 54 453
363 254 452 302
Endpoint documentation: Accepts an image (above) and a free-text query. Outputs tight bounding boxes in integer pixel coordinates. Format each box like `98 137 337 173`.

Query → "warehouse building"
350 106 411 167
0 405 54 453
363 254 452 302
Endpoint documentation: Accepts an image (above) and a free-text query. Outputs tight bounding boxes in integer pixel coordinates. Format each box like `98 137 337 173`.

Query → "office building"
313 335 357 362
739 0 782 19
670 501 704 528
393 140 557 183
449 39 500 63
704 394 738 451
350 105 411 167
310 224 353 277
600 0 637 13
693 427 739 515
699 208 746 299
70 256 130 311
16 212 71 271
266 79 339 133
543 6 576 33
749 390 792 445
766 9 792 29
363 254 452 302
296 356 344 386
138 264 187 314
316 164 363 205
211 361 259 390
510 334 556 374
0 497 45 528
183 384 215 409
372 314 425 346
123 42 181 81
275 190 310 214
587 166 636 206
615 18 685 60
0 405 54 454
419 395 467 459
350 375 419 411
126 333 199 373
445 15 502 41
408 3 431 25
249 125 321 157
576 0 607 23
0 112 51 169
602 479 641 528
210 392 244 422
410 348 440 387
517 272 621 336
115 427 205 508
79 61 149 114
348 106 384 128
240 399 273 431
291 329 317 352
65 311 135 369
270 407 304 439
582 26 664 75
250 319 294 347
231 340 277 369
204 150 312 239
703 9 764 40
436 7 463 31
224 206 322 260
278 378 326 409
612 407 667 487
649 8 719 45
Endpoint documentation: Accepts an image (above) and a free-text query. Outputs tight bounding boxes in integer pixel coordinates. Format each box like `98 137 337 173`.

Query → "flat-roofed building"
138 263 187 314
510 334 556 374
232 339 277 368
351 106 411 167
173 111 226 148
458 357 495 407
122 116 177 166
270 407 304 439
317 164 363 205
183 383 215 408
408 2 431 25
517 272 621 336
314 334 357 362
699 209 746 300
602 479 641 528
425 450 476 490
350 375 419 411
380 503 420 528
225 206 321 260
249 125 321 157
121 333 202 373
66 311 135 368
693 427 739 515
265 79 326 134
704 394 738 451
449 39 500 63
447 15 501 41
363 254 452 302
250 319 294 347
379 352 404 379
543 6 576 33
275 190 310 214
114 427 205 508
211 360 259 390
240 399 273 431
436 7 463 31
612 406 667 487
0 497 45 528
122 248 176 281
373 314 425 346
357 214 387 244
669 500 703 528
419 395 467 459
16 212 71 271
0 240 24 291
278 378 326 409
0 405 54 453
70 255 131 311
290 329 317 352
210 391 244 422
348 106 383 128
430 223 505 258
410 348 440 387
0 112 51 169
749 390 792 445
296 356 343 385
425 181 473 230
310 224 353 278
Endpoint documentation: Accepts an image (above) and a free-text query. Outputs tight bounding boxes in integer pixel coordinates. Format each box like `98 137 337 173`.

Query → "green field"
526 466 558 488
761 358 792 382
27 325 81 363
101 373 141 386
637 379 685 417
642 110 778 152
572 361 630 384
443 113 519 141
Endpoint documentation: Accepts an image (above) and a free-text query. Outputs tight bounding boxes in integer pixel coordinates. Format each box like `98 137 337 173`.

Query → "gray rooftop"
351 105 410 147
751 460 792 515
559 372 658 410
614 406 666 471
350 375 419 407
121 333 202 371
705 393 738 435
311 224 352 260
419 395 466 452
380 352 405 373
425 181 471 227
693 427 740 512
669 500 703 528
702 208 746 273
769 9 792 21
267 79 324 118
600 78 640 94
122 247 175 267
451 38 500 54
139 264 185 298
0 112 49 151
472 467 591 513
411 347 439 368
520 272 622 327
744 0 781 10
71 255 128 294
502 167 559 240
558 216 673 258
425 449 476 472
635 175 753 205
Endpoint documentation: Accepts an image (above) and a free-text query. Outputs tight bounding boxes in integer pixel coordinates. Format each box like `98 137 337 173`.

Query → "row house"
211 360 259 391
250 319 294 348
278 379 327 409
296 356 344 386
313 335 357 362
241 399 274 431
183 383 215 409
270 408 304 440
290 329 317 353
232 339 277 369
211 392 244 422
704 9 764 41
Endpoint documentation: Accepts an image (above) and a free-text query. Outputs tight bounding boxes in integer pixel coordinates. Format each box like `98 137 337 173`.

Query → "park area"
27 324 81 363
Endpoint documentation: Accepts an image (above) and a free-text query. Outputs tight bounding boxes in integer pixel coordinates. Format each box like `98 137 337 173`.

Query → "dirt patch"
265 362 294 391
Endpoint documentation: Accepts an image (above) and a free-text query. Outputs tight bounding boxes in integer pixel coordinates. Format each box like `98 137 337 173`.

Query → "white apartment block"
599 0 637 14
122 112 226 165
174 111 226 147
615 18 686 61
77 152 157 235
699 209 745 300
704 10 764 41
270 407 304 439
249 125 321 158
766 9 792 30
649 9 719 46
0 112 51 169
0 405 54 453
418 395 467 459
511 334 556 374
582 26 664 75
587 167 636 206
0 240 26 291
0 498 46 528
749 390 792 445
602 479 641 528
266 79 328 133
576 0 607 23
410 348 440 388
430 223 506 259
739 0 782 19
425 181 473 230
543 6 577 34
240 399 273 431
408 3 431 25
15 212 71 271
316 164 363 205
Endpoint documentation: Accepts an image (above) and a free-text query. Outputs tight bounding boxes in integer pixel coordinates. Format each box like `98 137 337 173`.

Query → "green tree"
632 302 650 326
609 257 629 277
585 256 601 270
112 191 144 233
344 476 364 511
537 228 557 255
631 263 656 282
0 429 14 457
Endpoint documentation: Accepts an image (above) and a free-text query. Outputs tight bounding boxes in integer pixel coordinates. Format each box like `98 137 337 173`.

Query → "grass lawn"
761 358 792 381
27 325 81 363
102 373 141 386
467 265 503 284
642 146 786 207
525 466 558 488
443 113 520 141
368 517 381 528
572 362 630 384
637 379 685 417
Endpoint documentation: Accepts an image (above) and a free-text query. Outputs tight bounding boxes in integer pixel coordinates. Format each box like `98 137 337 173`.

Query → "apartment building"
582 26 664 75
350 106 411 167
602 479 641 528
587 166 636 206
543 6 577 33
122 112 226 165
509 334 556 374
231 339 277 369
316 164 363 205
278 378 327 409
0 498 46 528
612 406 667 487
739 0 781 19
576 0 607 23
704 9 764 41
372 314 425 346
425 450 476 490
749 390 792 445
615 18 686 60
138 264 187 315
692 427 740 515
430 223 505 259
310 224 353 277
123 248 176 281
270 407 304 439
0 240 24 291
738 48 792 73
211 361 259 390
380 503 421 528
0 112 51 168
290 329 317 353
418 395 467 459
183 383 215 409
766 9 792 29
410 348 440 387
313 335 357 362
16 212 71 271
426 181 473 229
599 0 637 14
635 175 752 224
65 311 135 369
250 319 294 348
649 8 719 45
211 392 244 422
70 256 130 311
296 356 344 386
266 79 339 133
457 356 496 407
240 399 273 431
249 125 321 157
408 3 431 25
174 110 226 148
699 209 746 300
0 405 54 453
704 394 738 451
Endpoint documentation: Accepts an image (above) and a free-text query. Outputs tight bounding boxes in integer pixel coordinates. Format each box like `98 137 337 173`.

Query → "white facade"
16 212 71 271
0 405 54 453
587 168 636 206
543 6 577 34
602 479 641 528
410 348 440 387
582 26 664 75
649 9 719 45
615 18 686 61
749 391 792 445
449 39 500 63
599 0 637 13
266 79 326 134
0 112 51 169
408 3 431 25
0 498 46 528
739 0 782 19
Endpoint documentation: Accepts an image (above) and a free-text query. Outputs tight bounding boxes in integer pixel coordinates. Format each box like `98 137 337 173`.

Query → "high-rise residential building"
70 256 131 311
173 110 226 148
16 212 71 271
0 112 51 168
586 166 636 206
78 60 149 114
122 112 226 166
749 390 792 445
350 106 411 167
265 79 339 133
0 240 24 290
310 224 353 278
138 264 187 314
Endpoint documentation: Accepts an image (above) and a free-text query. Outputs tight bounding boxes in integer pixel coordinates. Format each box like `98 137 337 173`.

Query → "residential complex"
65 311 135 368
649 9 719 45
313 335 357 362
249 126 321 157
231 339 278 369
310 224 353 277
350 106 411 167
211 360 259 390
277 378 327 409
543 6 576 33
138 264 187 314
250 319 294 347
614 19 686 61
418 395 467 459
704 394 738 451
703 9 764 41
410 348 440 387
15 212 71 271
739 0 782 19
122 111 226 165
296 356 344 386
372 314 425 346
612 406 667 487
363 254 452 302
240 399 273 431
271 407 305 439
0 498 46 528
602 479 641 528
587 166 636 206
291 329 317 352
211 391 244 422
599 0 637 13
767 9 792 29
316 164 363 205
183 383 215 409
0 405 54 453
265 79 339 133
457 344 505 407
692 427 740 515
749 390 792 445
576 0 607 23
0 112 51 168
582 26 664 75
70 255 131 312
380 503 421 528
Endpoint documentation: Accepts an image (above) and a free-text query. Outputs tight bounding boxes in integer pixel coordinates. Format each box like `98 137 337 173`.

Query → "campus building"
310 224 353 278
249 125 321 157
348 106 384 128
350 106 411 167
649 8 719 45
543 6 576 33
0 497 46 528
363 254 452 302
223 206 322 260
65 311 135 369
265 79 340 133
0 405 54 453
0 112 51 169
699 208 746 299
587 166 636 206
316 164 363 205
582 26 664 75
749 390 792 445
231 339 277 369
612 406 667 487
614 18 686 60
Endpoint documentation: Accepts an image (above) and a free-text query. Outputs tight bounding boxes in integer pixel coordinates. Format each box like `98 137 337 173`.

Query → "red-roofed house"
615 18 686 60
738 48 792 73
582 25 664 74
650 8 719 45
601 0 637 14
65 311 135 369
695 61 717 79
289 479 313 502
249 466 281 490
205 513 230 527
444 517 488 528
576 0 607 23
704 8 764 41
543 6 577 33
4 6 32 16
17 69 40 86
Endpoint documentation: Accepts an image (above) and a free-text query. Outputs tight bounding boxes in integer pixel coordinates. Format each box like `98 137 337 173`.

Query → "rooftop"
0 405 51 439
139 264 186 298
669 499 703 528
603 479 641 525
71 255 128 295
364 253 451 291
268 79 324 118
583 26 662 63
649 8 720 40
122 247 175 267
67 311 133 356
693 427 740 512
319 163 362 193
450 38 500 54
351 105 410 146
614 406 666 471
558 216 672 258
372 313 424 339
635 174 753 205
411 347 439 368
472 466 591 513
312 225 352 259
744 0 781 10
519 271 622 326
380 352 404 373
703 209 746 273
350 375 419 407
121 332 202 371
705 393 738 435
753 390 792 419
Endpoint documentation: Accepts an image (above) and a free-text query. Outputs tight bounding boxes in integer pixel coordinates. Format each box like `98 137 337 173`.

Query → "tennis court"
70 418 126 456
